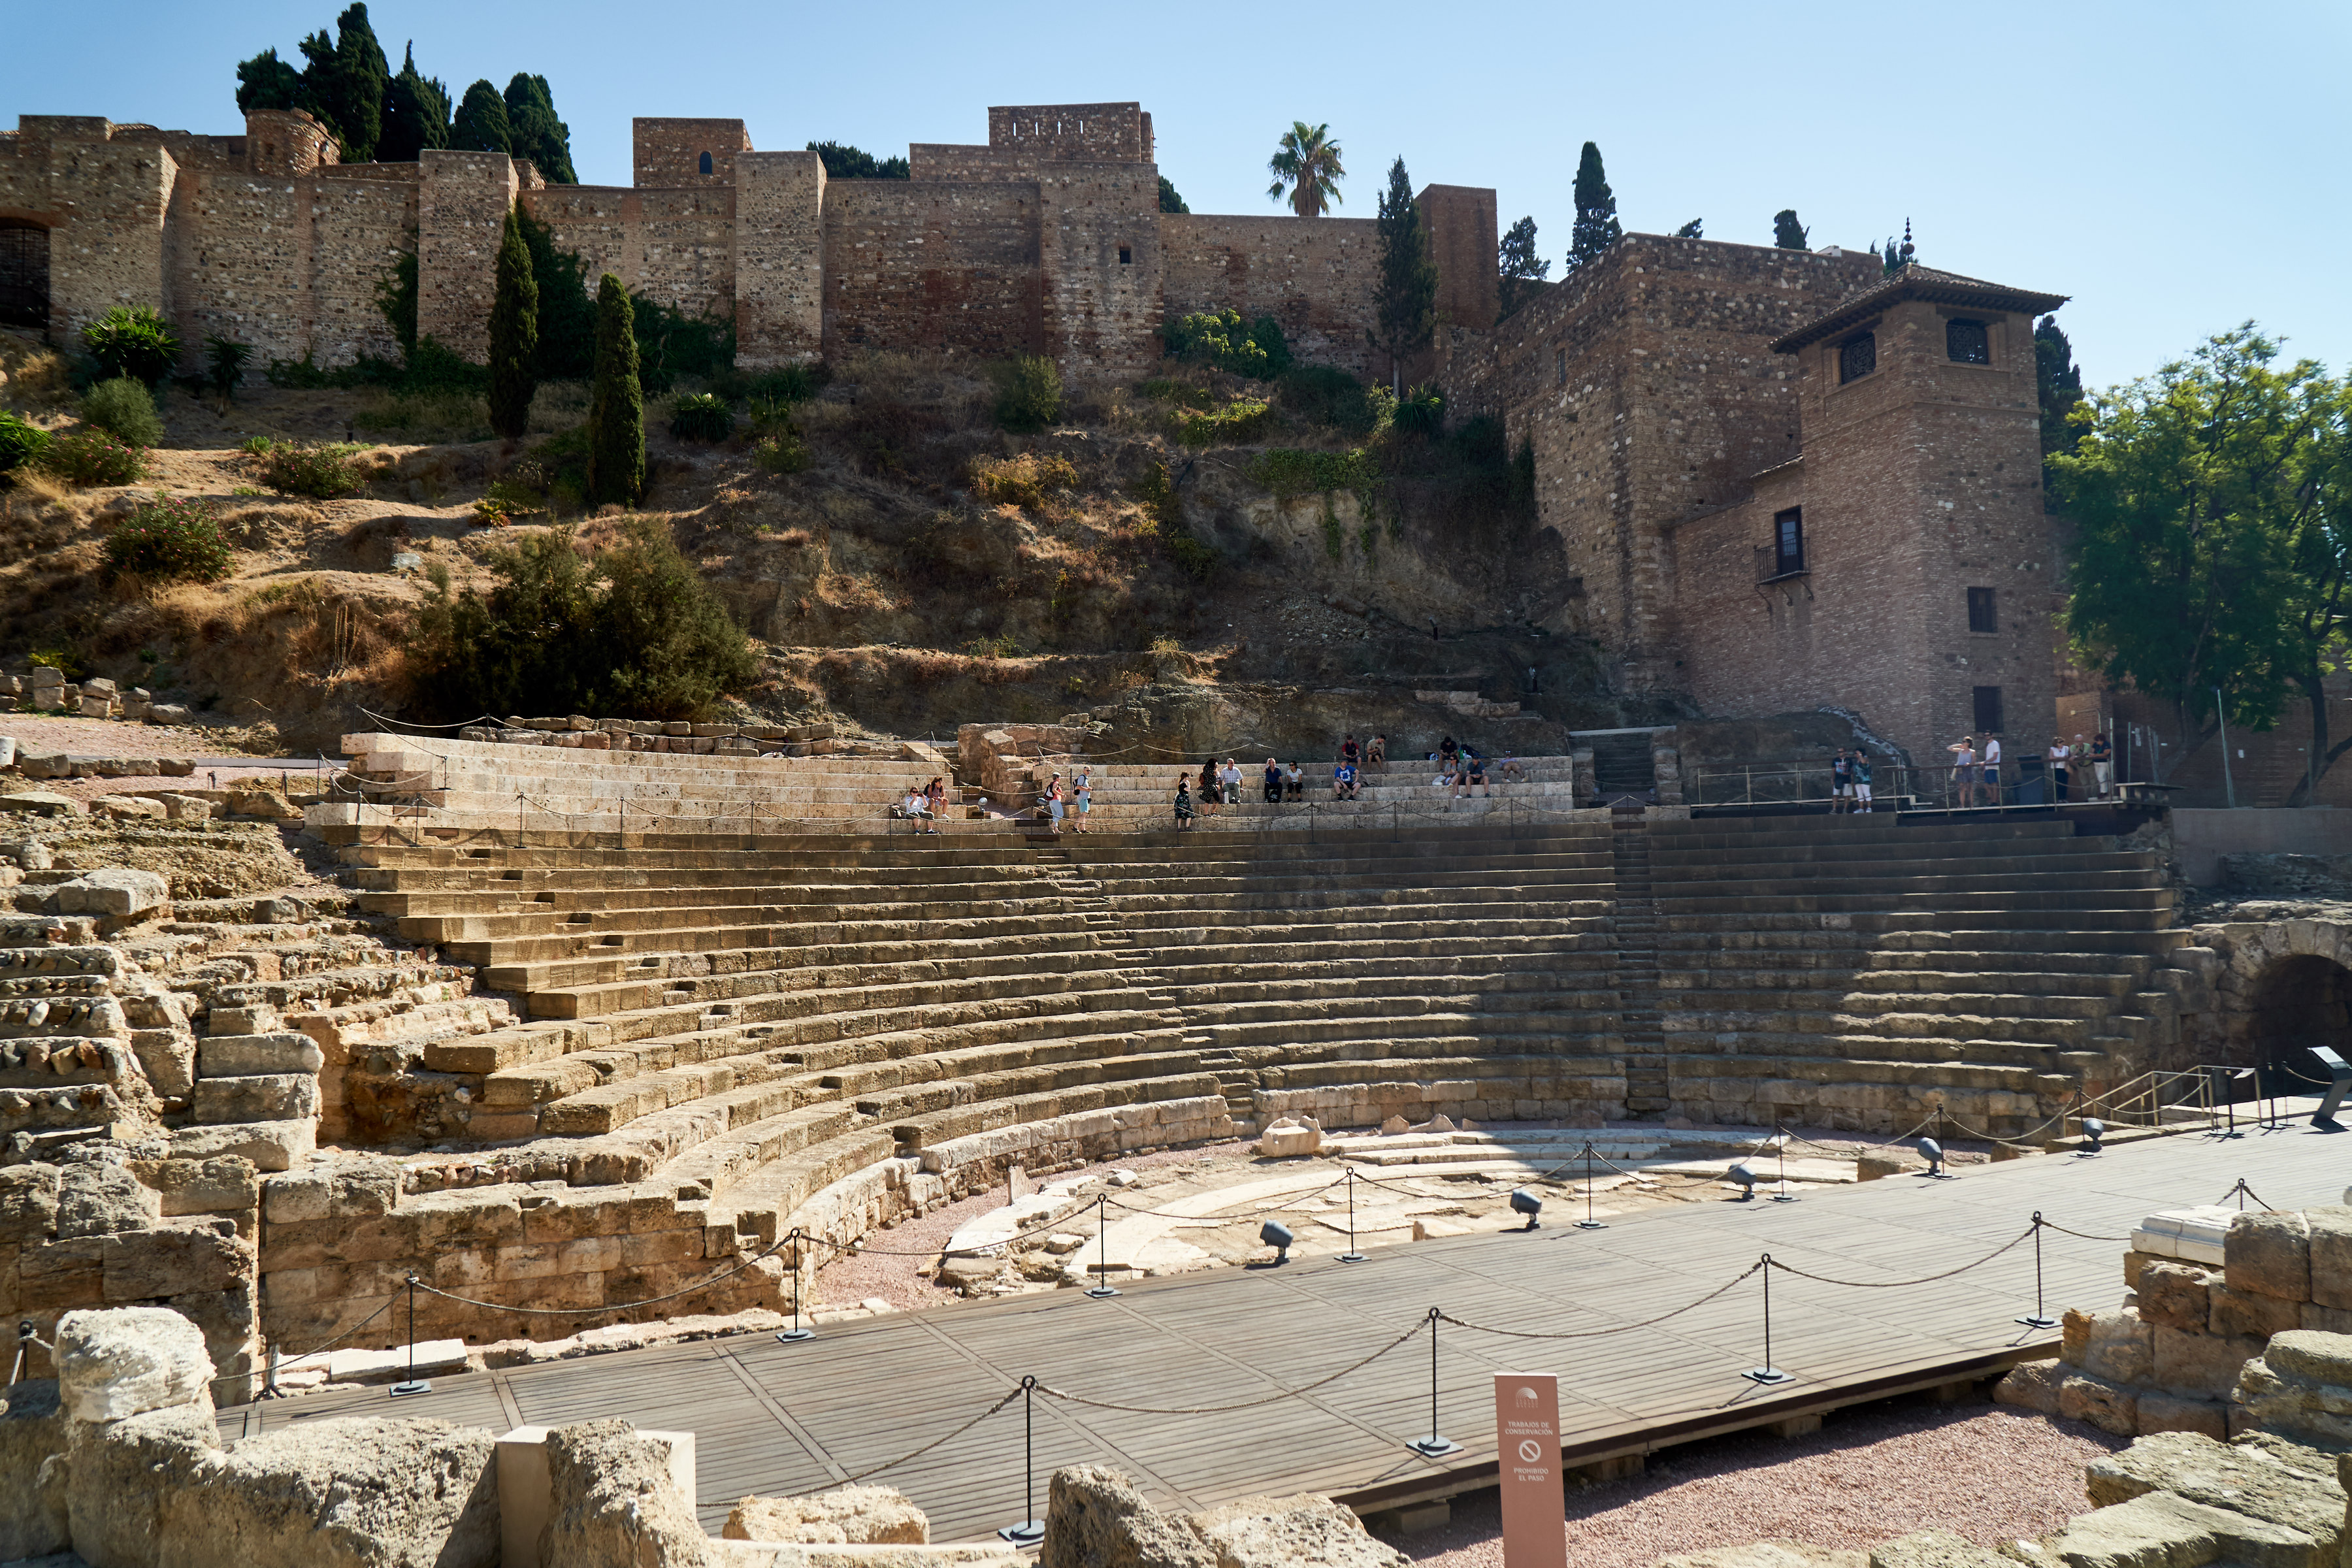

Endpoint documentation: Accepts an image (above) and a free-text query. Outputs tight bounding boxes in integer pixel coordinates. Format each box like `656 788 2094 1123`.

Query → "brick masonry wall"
1444 238 1884 688
987 103 1148 161
1417 183 1498 329
1036 163 1162 376
416 149 518 363
821 179 1044 360
734 151 825 367
632 117 749 188
1159 212 1381 376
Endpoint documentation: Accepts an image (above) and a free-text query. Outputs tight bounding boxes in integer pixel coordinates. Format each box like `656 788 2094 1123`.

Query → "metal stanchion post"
777 1228 815 1341
1742 1256 1791 1385
1576 1141 1607 1230
1339 1168 1366 1264
1085 1196 1119 1298
390 1273 431 1396
2017 1215 2057 1329
1405 1307 1462 1458
998 1376 1045 1546
1772 1125 1799 1203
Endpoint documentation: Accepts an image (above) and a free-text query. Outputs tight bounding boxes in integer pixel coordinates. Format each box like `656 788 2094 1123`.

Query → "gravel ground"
1374 1397 2124 1568
1 713 323 805
812 1140 1256 1312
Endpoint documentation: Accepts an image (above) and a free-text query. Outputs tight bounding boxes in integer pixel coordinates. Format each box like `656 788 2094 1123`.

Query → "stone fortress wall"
1 92 2074 758
0 98 1488 379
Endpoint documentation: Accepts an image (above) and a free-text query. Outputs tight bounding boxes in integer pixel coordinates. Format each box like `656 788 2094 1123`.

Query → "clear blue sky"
7 0 2345 389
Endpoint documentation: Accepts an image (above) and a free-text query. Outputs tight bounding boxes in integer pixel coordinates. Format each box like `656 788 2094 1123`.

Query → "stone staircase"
1610 811 1668 1116
1644 815 2185 1136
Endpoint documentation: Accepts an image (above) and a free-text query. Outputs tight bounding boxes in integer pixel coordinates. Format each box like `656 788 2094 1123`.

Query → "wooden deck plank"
220 1126 2347 1544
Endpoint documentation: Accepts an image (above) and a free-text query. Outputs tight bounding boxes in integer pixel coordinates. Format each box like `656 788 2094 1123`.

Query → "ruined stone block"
2138 1261 2213 1333
2229 1210 2313 1303
100 1226 253 1303
190 1072 319 1124
2214 1280 2307 1340
2060 1372 2141 1436
2153 1325 2266 1400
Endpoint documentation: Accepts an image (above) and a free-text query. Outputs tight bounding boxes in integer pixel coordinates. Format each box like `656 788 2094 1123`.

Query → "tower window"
1838 332 1876 384
698 151 713 176
1556 348 1566 387
1947 318 1990 364
1771 507 1804 577
1973 685 2004 734
1118 246 1132 265
1967 586 1998 633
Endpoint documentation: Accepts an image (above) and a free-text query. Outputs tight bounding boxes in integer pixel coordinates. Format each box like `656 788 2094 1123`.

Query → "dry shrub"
0 333 74 406
970 452 1079 508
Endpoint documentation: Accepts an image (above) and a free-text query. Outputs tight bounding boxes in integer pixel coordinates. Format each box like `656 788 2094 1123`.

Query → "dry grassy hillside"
1 327 1659 759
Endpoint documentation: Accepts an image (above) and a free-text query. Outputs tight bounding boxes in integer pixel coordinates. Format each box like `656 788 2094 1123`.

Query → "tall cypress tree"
587 274 644 508
1566 142 1620 275
451 80 514 155
1368 157 1438 393
2034 315 2085 462
1772 209 1810 250
488 207 540 440
380 44 450 161
502 73 578 184
1497 216 1550 317
295 5 385 161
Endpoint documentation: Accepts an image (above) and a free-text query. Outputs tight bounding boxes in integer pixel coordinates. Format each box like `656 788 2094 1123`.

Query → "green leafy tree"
2279 404 2352 803
451 79 513 155
378 44 449 161
2055 325 2344 785
204 335 253 402
1772 209 1809 250
1673 219 1703 238
502 73 576 183
587 274 644 507
235 48 304 113
1267 122 1345 218
1497 216 1550 317
487 206 540 440
806 142 908 179
591 520 760 715
295 5 386 161
1368 157 1437 392
1566 142 1620 274
2036 315 2085 462
1158 176 1189 214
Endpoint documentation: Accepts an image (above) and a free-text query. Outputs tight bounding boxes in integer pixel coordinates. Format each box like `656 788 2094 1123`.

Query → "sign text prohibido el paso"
1495 1373 1566 1568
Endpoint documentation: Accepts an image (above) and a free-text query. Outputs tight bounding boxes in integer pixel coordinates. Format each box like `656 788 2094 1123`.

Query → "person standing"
1198 759 1220 817
1173 776 1194 830
2050 737 2071 803
1948 738 1977 809
2089 732 2114 798
1852 752 1874 811
1830 748 1853 814
1980 734 2002 806
1045 772 1066 833
1072 768 1092 834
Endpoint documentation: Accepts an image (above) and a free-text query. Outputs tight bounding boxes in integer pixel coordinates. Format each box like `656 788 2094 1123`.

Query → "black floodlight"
1509 1187 1543 1230
1260 1219 1295 1263
1918 1137 1953 1179
2079 1118 2106 1156
1728 1161 1759 1200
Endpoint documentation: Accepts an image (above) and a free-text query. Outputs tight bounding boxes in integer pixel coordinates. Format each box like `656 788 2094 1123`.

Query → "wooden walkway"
220 1118 2350 1541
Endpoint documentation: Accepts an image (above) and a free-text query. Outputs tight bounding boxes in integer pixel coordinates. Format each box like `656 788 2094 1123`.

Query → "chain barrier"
1764 1224 2036 1288
1438 1260 1766 1341
1035 1316 1429 1415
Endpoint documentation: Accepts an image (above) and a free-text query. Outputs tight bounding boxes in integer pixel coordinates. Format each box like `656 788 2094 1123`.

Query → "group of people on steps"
1825 732 2120 812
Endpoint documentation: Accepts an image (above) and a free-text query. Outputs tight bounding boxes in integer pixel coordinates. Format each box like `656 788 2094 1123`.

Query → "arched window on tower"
1946 318 1990 365
698 151 713 176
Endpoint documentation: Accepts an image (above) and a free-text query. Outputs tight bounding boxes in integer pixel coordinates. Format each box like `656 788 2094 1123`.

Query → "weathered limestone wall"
416 148 519 363
734 151 826 367
1158 212 1382 376
821 180 1044 359
632 114 751 188
988 101 1151 161
1417 182 1499 330
1036 163 1162 376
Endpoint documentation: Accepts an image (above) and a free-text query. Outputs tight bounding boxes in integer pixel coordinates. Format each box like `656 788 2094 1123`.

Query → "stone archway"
2243 953 2352 1100
0 219 50 328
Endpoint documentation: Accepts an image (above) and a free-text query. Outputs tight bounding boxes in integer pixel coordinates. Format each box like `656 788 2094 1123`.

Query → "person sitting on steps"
1284 760 1304 801
1262 757 1282 805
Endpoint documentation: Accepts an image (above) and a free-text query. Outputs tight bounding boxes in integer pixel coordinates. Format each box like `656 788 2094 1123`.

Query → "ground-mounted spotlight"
1728 1162 1759 1200
2078 1118 2106 1157
1918 1137 1953 1180
1260 1219 1295 1264
1508 1186 1543 1230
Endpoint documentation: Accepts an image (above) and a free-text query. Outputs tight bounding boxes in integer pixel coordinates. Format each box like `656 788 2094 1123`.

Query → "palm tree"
1267 122 1345 218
